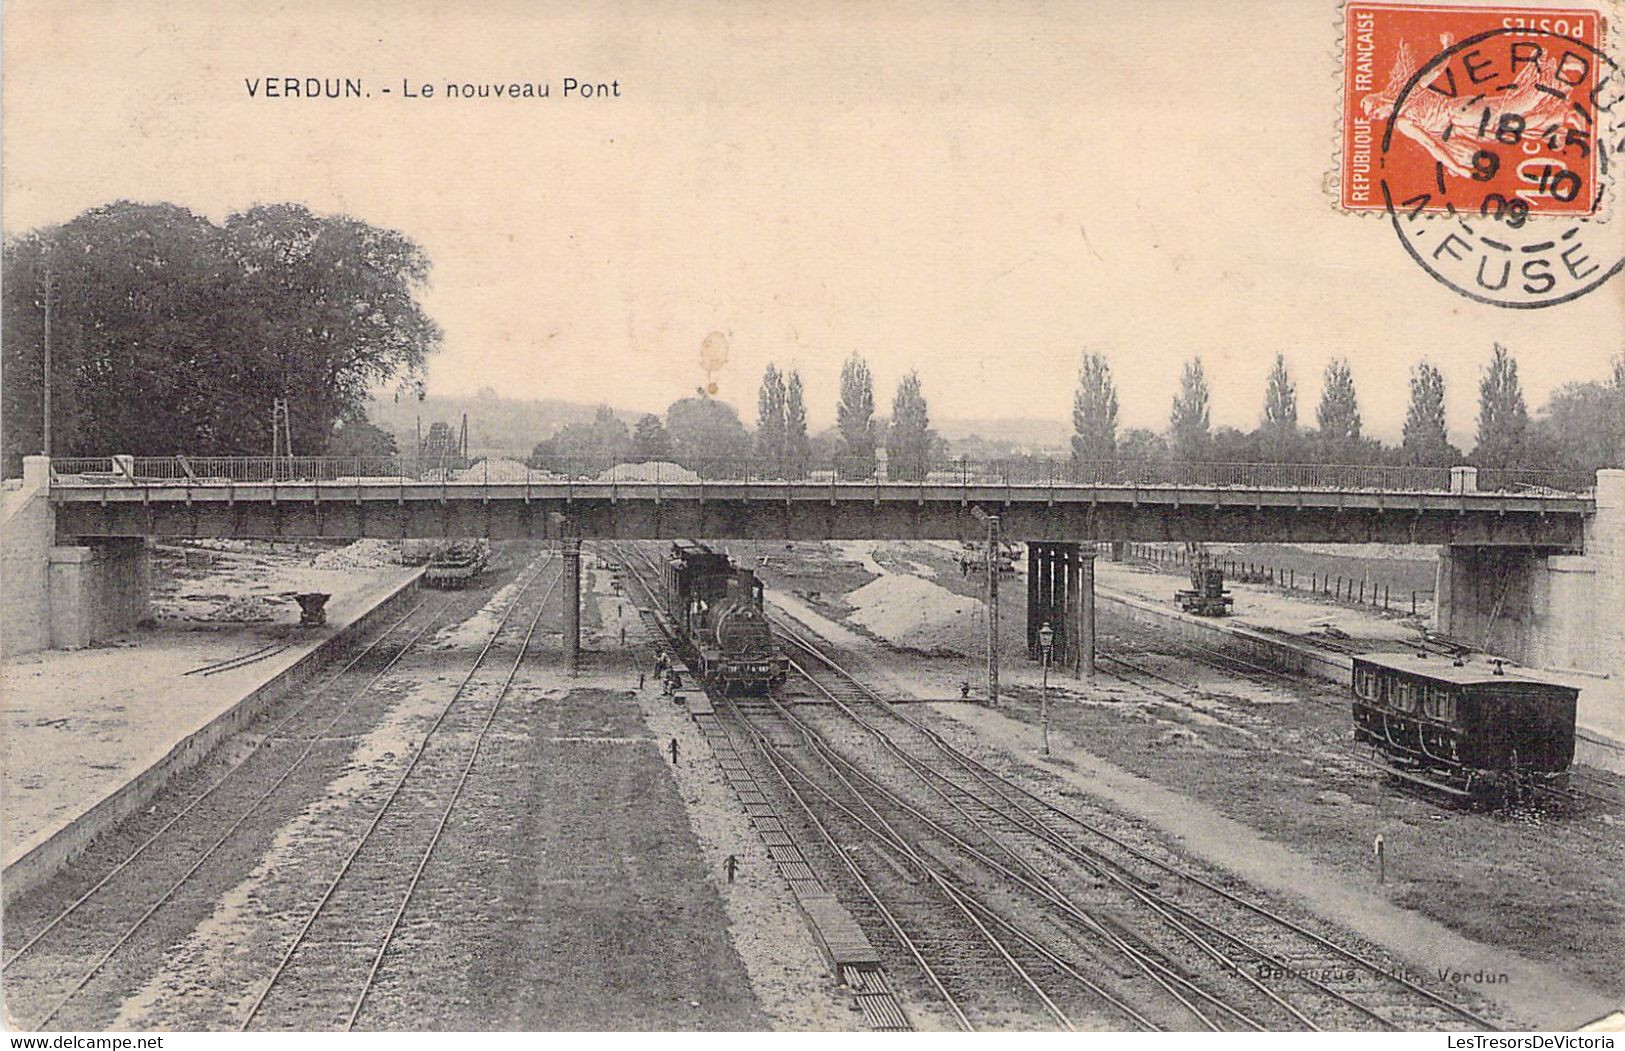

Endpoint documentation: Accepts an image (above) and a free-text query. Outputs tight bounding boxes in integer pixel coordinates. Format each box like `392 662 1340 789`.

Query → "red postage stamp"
1342 3 1606 215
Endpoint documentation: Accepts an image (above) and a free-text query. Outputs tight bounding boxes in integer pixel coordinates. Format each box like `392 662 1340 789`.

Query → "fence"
45 454 1597 495
1126 543 1436 616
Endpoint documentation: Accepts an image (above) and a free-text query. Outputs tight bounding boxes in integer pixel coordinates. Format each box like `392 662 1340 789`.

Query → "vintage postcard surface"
2 0 1622 1040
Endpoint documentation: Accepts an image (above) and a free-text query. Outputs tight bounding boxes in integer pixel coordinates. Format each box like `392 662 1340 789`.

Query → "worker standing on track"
669 738 680 765
724 854 739 883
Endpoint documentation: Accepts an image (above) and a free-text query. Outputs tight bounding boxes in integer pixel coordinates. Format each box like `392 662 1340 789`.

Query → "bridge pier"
561 531 580 674
1435 469 1623 682
1026 542 1095 679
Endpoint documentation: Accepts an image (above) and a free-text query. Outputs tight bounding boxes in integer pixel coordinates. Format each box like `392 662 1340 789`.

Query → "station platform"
2 565 421 899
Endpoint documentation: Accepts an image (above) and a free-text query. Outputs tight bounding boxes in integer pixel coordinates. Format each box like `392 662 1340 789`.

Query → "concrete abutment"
1434 469 1623 683
3 458 152 656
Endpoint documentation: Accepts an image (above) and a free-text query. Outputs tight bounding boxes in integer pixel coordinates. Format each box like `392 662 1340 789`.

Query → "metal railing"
43 455 1597 496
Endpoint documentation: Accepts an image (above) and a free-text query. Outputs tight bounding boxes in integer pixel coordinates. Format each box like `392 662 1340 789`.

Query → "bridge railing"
43 455 1597 495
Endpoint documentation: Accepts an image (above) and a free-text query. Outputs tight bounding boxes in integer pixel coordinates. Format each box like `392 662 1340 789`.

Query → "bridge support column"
1073 546 1096 679
1027 543 1039 655
561 532 580 674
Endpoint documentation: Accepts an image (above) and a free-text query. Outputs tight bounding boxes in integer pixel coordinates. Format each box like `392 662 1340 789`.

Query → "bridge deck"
46 477 1593 547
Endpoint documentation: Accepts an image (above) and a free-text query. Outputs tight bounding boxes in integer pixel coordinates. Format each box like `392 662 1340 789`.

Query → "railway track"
614 541 1498 1031
768 623 1501 1031
243 553 561 1030
1 548 558 1031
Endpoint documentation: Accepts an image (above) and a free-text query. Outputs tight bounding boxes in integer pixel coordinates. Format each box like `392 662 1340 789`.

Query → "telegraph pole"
41 256 53 457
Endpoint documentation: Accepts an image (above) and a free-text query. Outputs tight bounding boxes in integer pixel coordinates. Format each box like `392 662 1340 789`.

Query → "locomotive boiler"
662 542 788 694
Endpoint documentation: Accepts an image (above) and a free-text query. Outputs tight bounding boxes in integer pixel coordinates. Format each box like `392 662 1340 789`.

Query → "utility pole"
972 507 1000 706
41 256 53 457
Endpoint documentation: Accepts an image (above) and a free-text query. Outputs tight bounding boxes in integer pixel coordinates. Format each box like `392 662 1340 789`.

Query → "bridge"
38 454 1596 546
6 455 1620 693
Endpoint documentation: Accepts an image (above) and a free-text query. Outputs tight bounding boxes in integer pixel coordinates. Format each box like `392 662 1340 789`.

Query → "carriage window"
1424 686 1458 722
1393 679 1418 712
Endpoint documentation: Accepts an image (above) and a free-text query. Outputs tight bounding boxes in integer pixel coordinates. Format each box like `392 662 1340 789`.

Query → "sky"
4 0 1621 445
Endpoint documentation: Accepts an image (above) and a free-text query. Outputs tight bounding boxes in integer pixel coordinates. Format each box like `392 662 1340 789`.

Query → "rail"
42 455 1599 496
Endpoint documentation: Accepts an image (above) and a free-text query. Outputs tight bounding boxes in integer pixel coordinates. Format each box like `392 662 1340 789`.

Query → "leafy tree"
1402 361 1456 466
328 415 398 458
1070 351 1119 467
1118 428 1169 463
836 353 876 479
1473 343 1530 468
631 413 672 461
784 369 811 479
756 364 788 475
1168 357 1211 460
1529 354 1624 474
666 394 751 478
221 204 440 455
525 405 630 476
885 370 934 482
1260 353 1298 461
1 200 440 473
1315 358 1363 462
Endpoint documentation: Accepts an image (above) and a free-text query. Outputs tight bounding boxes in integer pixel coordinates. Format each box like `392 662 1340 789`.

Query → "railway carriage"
1351 653 1578 799
662 542 788 694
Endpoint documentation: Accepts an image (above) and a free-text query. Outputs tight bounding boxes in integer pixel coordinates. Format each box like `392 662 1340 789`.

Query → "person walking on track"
669 738 680 765
724 854 739 883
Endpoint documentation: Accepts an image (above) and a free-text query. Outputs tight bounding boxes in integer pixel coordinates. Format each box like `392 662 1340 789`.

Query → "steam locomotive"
662 542 788 694
1352 652 1578 799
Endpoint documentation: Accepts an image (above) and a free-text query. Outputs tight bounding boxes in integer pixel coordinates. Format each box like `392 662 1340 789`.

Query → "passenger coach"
1351 653 1578 799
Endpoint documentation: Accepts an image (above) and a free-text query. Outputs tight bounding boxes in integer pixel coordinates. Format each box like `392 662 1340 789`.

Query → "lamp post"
1038 621 1054 756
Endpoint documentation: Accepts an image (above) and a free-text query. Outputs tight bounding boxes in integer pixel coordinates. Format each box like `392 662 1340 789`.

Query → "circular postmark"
1380 27 1625 307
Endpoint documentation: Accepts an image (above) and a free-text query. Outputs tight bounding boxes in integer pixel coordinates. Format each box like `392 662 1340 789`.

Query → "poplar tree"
1168 356 1211 460
1473 343 1529 468
885 370 934 482
756 363 787 475
1316 358 1363 462
784 368 811 479
1402 361 1453 466
1070 352 1119 466
836 353 876 478
1260 353 1298 461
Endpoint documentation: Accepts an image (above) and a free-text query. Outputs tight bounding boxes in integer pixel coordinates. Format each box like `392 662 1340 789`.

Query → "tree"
836 353 876 479
1168 357 1211 460
1533 379 1623 473
665 394 751 477
1473 343 1530 468
328 415 398 458
1070 351 1119 468
1 200 441 473
222 204 440 455
1118 428 1169 463
885 370 934 482
1260 353 1298 461
1402 361 1456 466
1316 358 1363 462
525 404 630 476
756 364 788 475
631 413 672 461
784 369 811 479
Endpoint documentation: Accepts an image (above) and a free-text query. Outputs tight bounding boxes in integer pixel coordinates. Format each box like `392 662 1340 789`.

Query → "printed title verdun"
243 77 621 99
